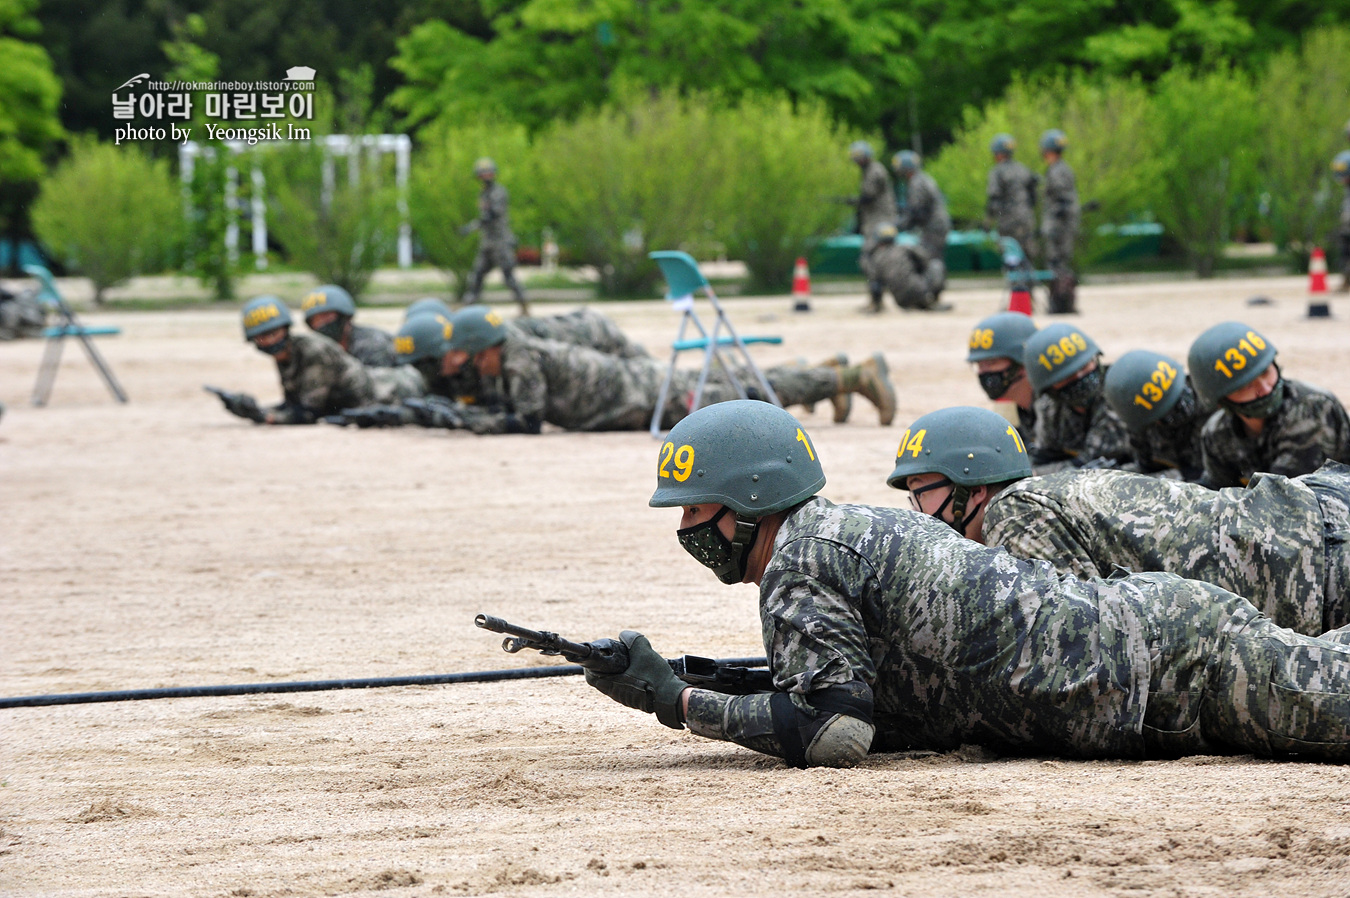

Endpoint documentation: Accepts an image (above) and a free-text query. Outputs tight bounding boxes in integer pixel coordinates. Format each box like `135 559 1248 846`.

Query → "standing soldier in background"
1040 129 1081 314
460 157 530 316
1334 150 1350 292
1188 321 1350 488
892 151 951 306
1103 350 1212 481
845 141 899 313
301 284 398 367
985 134 1038 266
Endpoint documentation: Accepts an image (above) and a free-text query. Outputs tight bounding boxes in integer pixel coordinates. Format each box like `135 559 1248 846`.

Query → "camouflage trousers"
997 215 1038 264
1042 217 1078 281
1141 575 1350 760
696 364 837 410
467 239 525 301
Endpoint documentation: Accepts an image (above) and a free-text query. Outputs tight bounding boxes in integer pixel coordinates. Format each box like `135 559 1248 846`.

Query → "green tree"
264 142 399 300
0 0 64 249
390 0 918 136
1256 26 1350 260
714 98 856 293
408 121 533 298
1148 67 1260 276
31 138 181 303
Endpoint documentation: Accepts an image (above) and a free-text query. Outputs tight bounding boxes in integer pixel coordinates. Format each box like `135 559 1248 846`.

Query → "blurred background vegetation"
5 0 1350 299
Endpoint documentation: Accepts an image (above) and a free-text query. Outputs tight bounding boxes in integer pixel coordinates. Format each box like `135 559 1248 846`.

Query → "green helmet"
848 140 874 163
1103 349 1188 431
300 285 355 321
887 406 1031 488
874 221 899 242
1023 322 1101 395
1187 321 1277 406
967 312 1037 363
892 150 921 173
1040 129 1067 153
473 157 497 177
990 133 1015 156
403 297 455 322
241 295 292 341
444 305 508 355
649 400 825 516
394 313 453 364
1333 151 1350 181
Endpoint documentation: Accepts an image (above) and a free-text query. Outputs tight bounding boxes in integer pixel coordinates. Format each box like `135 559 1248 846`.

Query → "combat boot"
860 282 885 314
837 353 896 426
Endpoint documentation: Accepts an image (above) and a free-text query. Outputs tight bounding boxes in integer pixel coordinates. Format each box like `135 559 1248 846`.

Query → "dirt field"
4 275 1350 898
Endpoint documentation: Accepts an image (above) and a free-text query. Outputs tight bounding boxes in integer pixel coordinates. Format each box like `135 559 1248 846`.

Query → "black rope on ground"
0 658 769 709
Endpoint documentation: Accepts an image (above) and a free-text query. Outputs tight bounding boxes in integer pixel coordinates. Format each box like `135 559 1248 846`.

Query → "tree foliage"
0 0 64 237
32 138 181 303
408 120 533 297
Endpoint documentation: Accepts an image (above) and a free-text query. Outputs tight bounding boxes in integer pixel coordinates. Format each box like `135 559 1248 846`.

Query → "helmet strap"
730 513 761 578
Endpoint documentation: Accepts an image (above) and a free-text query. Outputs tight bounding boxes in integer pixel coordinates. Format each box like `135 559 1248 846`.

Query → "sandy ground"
4 276 1350 898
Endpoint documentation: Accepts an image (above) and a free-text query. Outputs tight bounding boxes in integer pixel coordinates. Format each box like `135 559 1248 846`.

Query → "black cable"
0 657 768 709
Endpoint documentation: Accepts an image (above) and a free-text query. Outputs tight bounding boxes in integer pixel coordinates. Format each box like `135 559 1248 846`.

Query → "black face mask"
256 336 289 356
1052 366 1103 409
978 365 1022 401
911 478 982 536
313 316 347 343
1152 383 1199 438
677 507 758 585
413 358 442 384
1222 377 1285 420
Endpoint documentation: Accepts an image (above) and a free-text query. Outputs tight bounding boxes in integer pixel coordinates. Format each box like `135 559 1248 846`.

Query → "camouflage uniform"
684 496 1350 762
1340 181 1350 287
866 241 931 309
345 323 398 368
1041 158 1080 285
464 180 527 310
1199 378 1350 488
271 332 423 424
1123 376 1212 481
984 465 1350 635
986 159 1038 260
896 170 951 295
1032 375 1132 465
510 308 650 359
456 332 842 434
854 160 898 283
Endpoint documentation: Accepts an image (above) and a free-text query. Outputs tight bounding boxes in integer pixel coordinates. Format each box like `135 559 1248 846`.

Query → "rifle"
475 613 774 695
203 385 266 423
403 396 467 429
322 405 409 428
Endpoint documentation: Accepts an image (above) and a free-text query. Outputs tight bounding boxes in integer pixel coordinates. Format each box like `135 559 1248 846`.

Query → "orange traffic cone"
1008 286 1033 316
1309 246 1331 318
791 257 812 312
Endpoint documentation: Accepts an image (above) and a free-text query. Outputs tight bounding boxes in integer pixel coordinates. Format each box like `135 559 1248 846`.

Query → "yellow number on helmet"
658 441 674 478
672 444 695 481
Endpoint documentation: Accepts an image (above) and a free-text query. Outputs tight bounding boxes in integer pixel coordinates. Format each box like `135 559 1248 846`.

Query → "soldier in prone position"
1187 321 1350 489
889 405 1350 637
1023 322 1132 468
300 284 399 368
583 401 1350 767
214 296 423 425
1102 350 1213 482
426 305 897 434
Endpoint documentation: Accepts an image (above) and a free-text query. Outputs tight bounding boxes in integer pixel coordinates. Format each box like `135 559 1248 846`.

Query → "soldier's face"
474 346 503 378
904 473 954 519
977 357 1032 408
680 504 736 540
441 350 470 376
252 327 290 359
1226 363 1278 403
1050 358 1098 391
308 311 339 330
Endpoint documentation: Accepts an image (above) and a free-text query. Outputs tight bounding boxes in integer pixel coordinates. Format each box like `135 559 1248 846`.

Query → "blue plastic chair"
648 251 781 437
24 264 127 406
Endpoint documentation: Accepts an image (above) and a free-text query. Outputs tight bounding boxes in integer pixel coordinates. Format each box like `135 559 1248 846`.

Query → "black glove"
584 630 688 729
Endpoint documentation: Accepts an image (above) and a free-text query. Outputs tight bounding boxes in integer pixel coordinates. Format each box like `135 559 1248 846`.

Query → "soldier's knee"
803 714 874 767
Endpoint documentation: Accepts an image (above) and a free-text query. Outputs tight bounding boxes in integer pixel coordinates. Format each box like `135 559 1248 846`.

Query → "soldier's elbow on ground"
803 714 874 767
